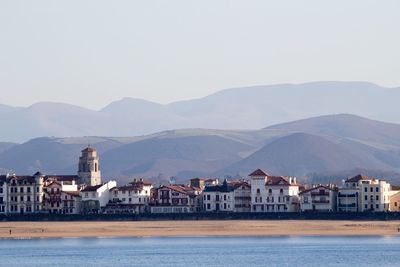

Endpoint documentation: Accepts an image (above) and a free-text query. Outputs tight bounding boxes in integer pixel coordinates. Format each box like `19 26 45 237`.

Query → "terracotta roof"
346 174 370 183
159 185 198 196
81 184 103 192
249 169 269 177
265 176 298 186
299 185 337 195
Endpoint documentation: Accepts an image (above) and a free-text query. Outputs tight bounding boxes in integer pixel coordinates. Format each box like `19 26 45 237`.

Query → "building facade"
80 180 117 214
299 185 337 212
151 185 202 213
250 169 300 212
338 174 393 212
203 180 251 212
104 179 153 214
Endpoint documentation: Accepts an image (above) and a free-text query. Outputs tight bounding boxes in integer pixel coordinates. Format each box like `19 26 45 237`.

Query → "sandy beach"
1 220 400 239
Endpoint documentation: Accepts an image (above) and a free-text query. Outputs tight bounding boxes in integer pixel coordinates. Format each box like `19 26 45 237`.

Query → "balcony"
312 200 330 204
338 193 357 198
311 192 329 196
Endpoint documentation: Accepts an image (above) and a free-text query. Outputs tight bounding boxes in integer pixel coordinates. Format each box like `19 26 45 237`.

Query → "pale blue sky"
0 0 399 109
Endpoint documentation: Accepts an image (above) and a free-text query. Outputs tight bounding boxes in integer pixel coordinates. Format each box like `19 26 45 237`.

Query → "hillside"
0 114 400 184
1 81 400 142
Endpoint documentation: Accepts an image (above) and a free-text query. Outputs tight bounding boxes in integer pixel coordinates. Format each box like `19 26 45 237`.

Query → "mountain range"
1 81 400 143
1 114 400 185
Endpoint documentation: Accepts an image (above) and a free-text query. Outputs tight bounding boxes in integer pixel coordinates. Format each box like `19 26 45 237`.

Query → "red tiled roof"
159 185 197 196
299 185 337 195
249 169 269 176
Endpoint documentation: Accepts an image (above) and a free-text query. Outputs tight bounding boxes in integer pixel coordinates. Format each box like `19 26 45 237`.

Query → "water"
1 236 400 266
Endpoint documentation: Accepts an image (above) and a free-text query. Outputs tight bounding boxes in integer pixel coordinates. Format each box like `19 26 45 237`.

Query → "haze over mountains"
1 114 400 185
1 81 400 143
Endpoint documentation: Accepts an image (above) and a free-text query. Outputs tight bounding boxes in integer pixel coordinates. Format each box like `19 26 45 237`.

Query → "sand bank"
1 220 400 239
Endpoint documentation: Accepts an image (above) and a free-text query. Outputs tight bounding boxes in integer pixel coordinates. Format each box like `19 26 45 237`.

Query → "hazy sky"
0 0 399 109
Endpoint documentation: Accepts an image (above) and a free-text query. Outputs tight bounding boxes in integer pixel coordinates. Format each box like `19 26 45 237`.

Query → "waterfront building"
80 180 117 214
0 176 7 213
338 174 392 212
203 180 251 212
150 185 202 213
4 172 44 214
43 177 81 214
389 186 400 211
78 146 102 186
104 179 153 214
250 169 300 212
299 185 338 212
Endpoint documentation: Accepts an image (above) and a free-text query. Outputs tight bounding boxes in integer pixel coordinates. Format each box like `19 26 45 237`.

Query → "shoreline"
2 220 400 239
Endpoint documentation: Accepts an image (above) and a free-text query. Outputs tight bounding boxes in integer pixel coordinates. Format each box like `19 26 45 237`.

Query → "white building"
338 174 392 212
0 176 7 213
299 185 337 212
203 180 251 212
80 180 117 214
104 179 153 214
151 185 202 213
250 169 300 212
5 172 44 214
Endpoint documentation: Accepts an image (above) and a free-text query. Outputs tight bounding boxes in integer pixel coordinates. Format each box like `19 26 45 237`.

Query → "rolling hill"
1 114 400 184
1 81 400 143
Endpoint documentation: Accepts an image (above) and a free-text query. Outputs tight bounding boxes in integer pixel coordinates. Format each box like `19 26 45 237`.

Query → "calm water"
1 236 400 266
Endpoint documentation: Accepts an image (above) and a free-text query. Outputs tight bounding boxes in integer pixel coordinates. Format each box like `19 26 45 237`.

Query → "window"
280 189 283 194
20 187 24 193
376 187 379 192
27 187 31 193
395 202 398 207
256 188 260 194
364 187 367 192
376 196 379 201
216 195 220 201
365 196 368 201
207 203 211 210
207 195 210 201
376 204 379 209
224 203 227 209
304 196 308 203
224 195 227 201
365 204 368 209
370 187 373 192
27 196 31 202
0 188 2 193
268 189 272 194
20 196 23 201
36 187 39 193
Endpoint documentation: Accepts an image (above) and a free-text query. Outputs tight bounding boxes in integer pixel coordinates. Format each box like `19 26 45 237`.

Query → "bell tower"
78 146 102 186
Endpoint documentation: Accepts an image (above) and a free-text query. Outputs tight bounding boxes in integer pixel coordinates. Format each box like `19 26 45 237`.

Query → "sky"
0 0 399 110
